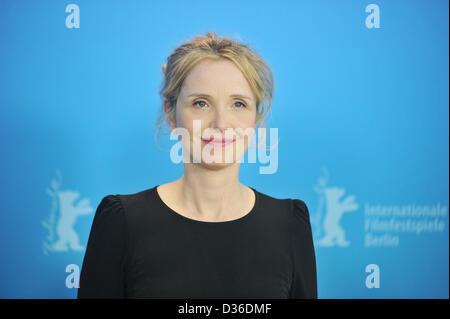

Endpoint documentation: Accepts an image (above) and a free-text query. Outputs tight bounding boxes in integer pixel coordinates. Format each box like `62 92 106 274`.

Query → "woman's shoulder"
253 188 310 223
290 198 311 224
91 187 161 239
93 194 124 218
95 186 158 220
114 186 157 208
256 190 313 237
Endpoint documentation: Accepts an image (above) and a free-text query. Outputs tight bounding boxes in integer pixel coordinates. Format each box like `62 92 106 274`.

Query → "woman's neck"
168 164 253 222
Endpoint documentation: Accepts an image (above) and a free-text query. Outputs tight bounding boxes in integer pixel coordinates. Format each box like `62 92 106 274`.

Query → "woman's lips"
201 138 235 146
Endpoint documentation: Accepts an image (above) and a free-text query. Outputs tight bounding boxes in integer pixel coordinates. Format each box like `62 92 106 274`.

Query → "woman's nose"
211 108 230 133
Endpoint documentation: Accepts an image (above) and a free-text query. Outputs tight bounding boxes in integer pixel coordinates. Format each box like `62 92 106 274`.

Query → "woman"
78 32 317 299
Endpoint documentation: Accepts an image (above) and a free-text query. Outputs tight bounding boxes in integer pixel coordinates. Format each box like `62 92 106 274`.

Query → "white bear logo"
42 170 93 255
312 168 359 247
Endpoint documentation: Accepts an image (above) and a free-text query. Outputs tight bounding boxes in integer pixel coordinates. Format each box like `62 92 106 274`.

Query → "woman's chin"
198 160 238 170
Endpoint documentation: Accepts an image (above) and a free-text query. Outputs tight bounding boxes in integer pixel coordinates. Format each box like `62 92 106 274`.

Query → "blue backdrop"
0 0 448 299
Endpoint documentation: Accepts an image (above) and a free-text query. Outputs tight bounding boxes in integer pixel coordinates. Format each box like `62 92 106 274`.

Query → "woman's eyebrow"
187 93 253 101
230 94 253 101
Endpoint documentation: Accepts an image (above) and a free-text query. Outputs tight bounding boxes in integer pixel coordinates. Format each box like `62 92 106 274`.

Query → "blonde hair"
155 32 275 148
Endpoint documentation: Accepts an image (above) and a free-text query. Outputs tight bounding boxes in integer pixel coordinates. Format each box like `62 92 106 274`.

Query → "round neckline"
153 184 260 225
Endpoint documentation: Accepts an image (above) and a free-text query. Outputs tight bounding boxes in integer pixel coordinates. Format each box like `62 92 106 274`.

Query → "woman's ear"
163 98 176 132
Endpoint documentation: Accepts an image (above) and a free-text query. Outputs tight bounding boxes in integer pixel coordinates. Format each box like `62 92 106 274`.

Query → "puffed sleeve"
77 195 128 298
289 199 318 299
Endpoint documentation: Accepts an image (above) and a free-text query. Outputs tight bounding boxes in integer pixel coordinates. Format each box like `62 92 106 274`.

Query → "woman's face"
167 58 258 168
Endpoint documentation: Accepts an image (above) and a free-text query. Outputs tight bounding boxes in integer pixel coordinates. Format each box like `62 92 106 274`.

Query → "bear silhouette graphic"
43 171 93 255
49 190 93 251
318 187 359 247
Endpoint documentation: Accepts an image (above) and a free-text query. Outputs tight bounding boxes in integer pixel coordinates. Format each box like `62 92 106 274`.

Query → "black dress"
77 185 317 299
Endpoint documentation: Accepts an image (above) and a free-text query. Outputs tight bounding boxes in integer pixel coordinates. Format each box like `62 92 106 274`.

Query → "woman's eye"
193 100 207 108
193 100 246 108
